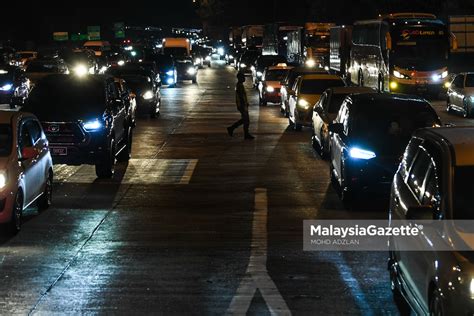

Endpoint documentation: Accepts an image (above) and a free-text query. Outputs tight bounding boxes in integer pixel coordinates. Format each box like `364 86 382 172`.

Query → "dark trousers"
229 108 250 135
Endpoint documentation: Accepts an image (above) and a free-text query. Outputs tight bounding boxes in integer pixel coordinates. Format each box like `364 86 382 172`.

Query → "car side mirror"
328 123 344 134
406 205 433 220
20 147 39 161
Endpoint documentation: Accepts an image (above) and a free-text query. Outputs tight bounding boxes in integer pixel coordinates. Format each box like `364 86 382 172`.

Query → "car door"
289 77 301 121
18 119 40 205
396 147 432 306
331 101 350 184
107 81 126 143
451 74 465 108
313 93 328 143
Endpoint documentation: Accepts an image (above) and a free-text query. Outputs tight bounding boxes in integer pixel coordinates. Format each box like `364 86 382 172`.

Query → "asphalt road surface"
0 62 472 315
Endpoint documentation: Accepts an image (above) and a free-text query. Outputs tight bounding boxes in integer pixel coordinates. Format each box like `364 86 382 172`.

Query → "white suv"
0 111 53 234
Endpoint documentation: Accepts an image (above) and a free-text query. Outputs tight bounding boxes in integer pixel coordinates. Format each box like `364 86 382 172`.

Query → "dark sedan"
175 57 197 84
328 93 441 206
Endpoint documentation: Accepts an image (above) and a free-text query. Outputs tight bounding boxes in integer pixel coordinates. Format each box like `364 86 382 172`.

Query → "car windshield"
26 78 105 111
453 166 474 219
351 104 439 156
465 74 474 88
327 94 348 114
300 79 345 94
26 62 59 73
0 124 12 156
265 70 288 81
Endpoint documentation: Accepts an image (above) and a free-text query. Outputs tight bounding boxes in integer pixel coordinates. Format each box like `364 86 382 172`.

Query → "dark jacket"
235 82 248 111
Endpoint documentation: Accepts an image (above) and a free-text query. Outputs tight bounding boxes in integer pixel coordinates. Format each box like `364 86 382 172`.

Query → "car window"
25 120 43 144
399 137 423 180
19 121 33 149
453 74 464 88
421 164 441 211
327 94 349 114
465 74 474 88
300 79 345 94
0 124 12 156
407 149 430 201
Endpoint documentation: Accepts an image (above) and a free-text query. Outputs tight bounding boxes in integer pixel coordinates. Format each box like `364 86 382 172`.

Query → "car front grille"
42 122 87 145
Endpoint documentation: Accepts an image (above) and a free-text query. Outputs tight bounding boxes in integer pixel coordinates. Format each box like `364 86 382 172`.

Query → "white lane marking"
179 159 198 184
226 188 291 316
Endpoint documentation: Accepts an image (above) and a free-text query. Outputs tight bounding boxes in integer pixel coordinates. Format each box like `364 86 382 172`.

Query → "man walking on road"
227 72 255 140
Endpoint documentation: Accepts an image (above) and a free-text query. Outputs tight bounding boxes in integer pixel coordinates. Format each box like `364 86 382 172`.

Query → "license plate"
51 147 67 156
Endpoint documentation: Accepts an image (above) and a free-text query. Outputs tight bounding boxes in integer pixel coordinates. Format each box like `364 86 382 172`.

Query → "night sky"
1 0 474 43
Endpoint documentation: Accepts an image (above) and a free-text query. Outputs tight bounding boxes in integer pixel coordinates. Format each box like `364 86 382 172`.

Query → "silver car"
0 111 53 234
447 72 474 117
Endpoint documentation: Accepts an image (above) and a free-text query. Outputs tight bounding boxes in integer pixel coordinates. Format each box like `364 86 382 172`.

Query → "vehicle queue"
0 12 474 315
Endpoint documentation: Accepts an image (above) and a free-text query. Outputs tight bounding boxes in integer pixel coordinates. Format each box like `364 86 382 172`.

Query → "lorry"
262 23 301 56
286 23 334 67
162 38 191 58
241 25 264 49
329 25 352 77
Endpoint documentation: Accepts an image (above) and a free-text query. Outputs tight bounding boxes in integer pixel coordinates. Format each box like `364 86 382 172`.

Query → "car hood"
24 103 105 122
299 94 321 105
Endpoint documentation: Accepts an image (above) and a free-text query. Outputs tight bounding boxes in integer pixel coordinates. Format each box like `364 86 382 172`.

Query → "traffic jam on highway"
2 8 474 315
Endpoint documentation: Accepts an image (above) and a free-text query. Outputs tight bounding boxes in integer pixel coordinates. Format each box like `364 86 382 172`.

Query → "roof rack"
379 13 437 19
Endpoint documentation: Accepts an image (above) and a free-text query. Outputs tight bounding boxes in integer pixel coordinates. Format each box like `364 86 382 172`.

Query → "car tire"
37 172 53 211
117 128 132 162
429 288 445 316
95 139 115 178
7 191 23 235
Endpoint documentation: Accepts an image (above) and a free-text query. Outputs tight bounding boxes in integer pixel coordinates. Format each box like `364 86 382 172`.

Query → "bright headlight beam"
187 67 196 75
298 99 310 108
73 64 88 77
349 147 376 160
143 91 154 100
0 83 13 91
83 119 103 131
266 86 275 93
305 59 316 68
0 171 6 189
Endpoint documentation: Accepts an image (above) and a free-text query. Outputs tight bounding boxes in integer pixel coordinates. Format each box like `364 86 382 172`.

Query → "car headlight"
167 78 175 85
349 147 376 160
228 55 234 59
166 70 174 76
0 171 7 190
298 99 310 109
432 74 442 82
217 48 225 56
393 70 410 79
266 86 275 93
195 58 201 64
142 91 154 100
73 64 88 77
187 67 196 75
305 59 316 67
257 71 263 77
205 56 211 61
0 83 13 91
117 60 125 66
83 119 103 131
240 63 247 68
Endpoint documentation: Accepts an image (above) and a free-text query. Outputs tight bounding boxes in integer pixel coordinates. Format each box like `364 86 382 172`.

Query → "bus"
349 13 457 95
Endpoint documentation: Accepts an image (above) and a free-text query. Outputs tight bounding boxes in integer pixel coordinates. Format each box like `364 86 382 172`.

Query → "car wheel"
95 139 115 178
38 172 53 210
8 191 23 234
429 289 445 316
117 127 132 162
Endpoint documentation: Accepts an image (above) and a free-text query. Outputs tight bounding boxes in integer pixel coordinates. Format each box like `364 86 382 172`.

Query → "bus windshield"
391 26 448 71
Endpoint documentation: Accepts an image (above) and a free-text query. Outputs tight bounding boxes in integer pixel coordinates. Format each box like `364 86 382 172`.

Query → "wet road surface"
0 62 472 315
